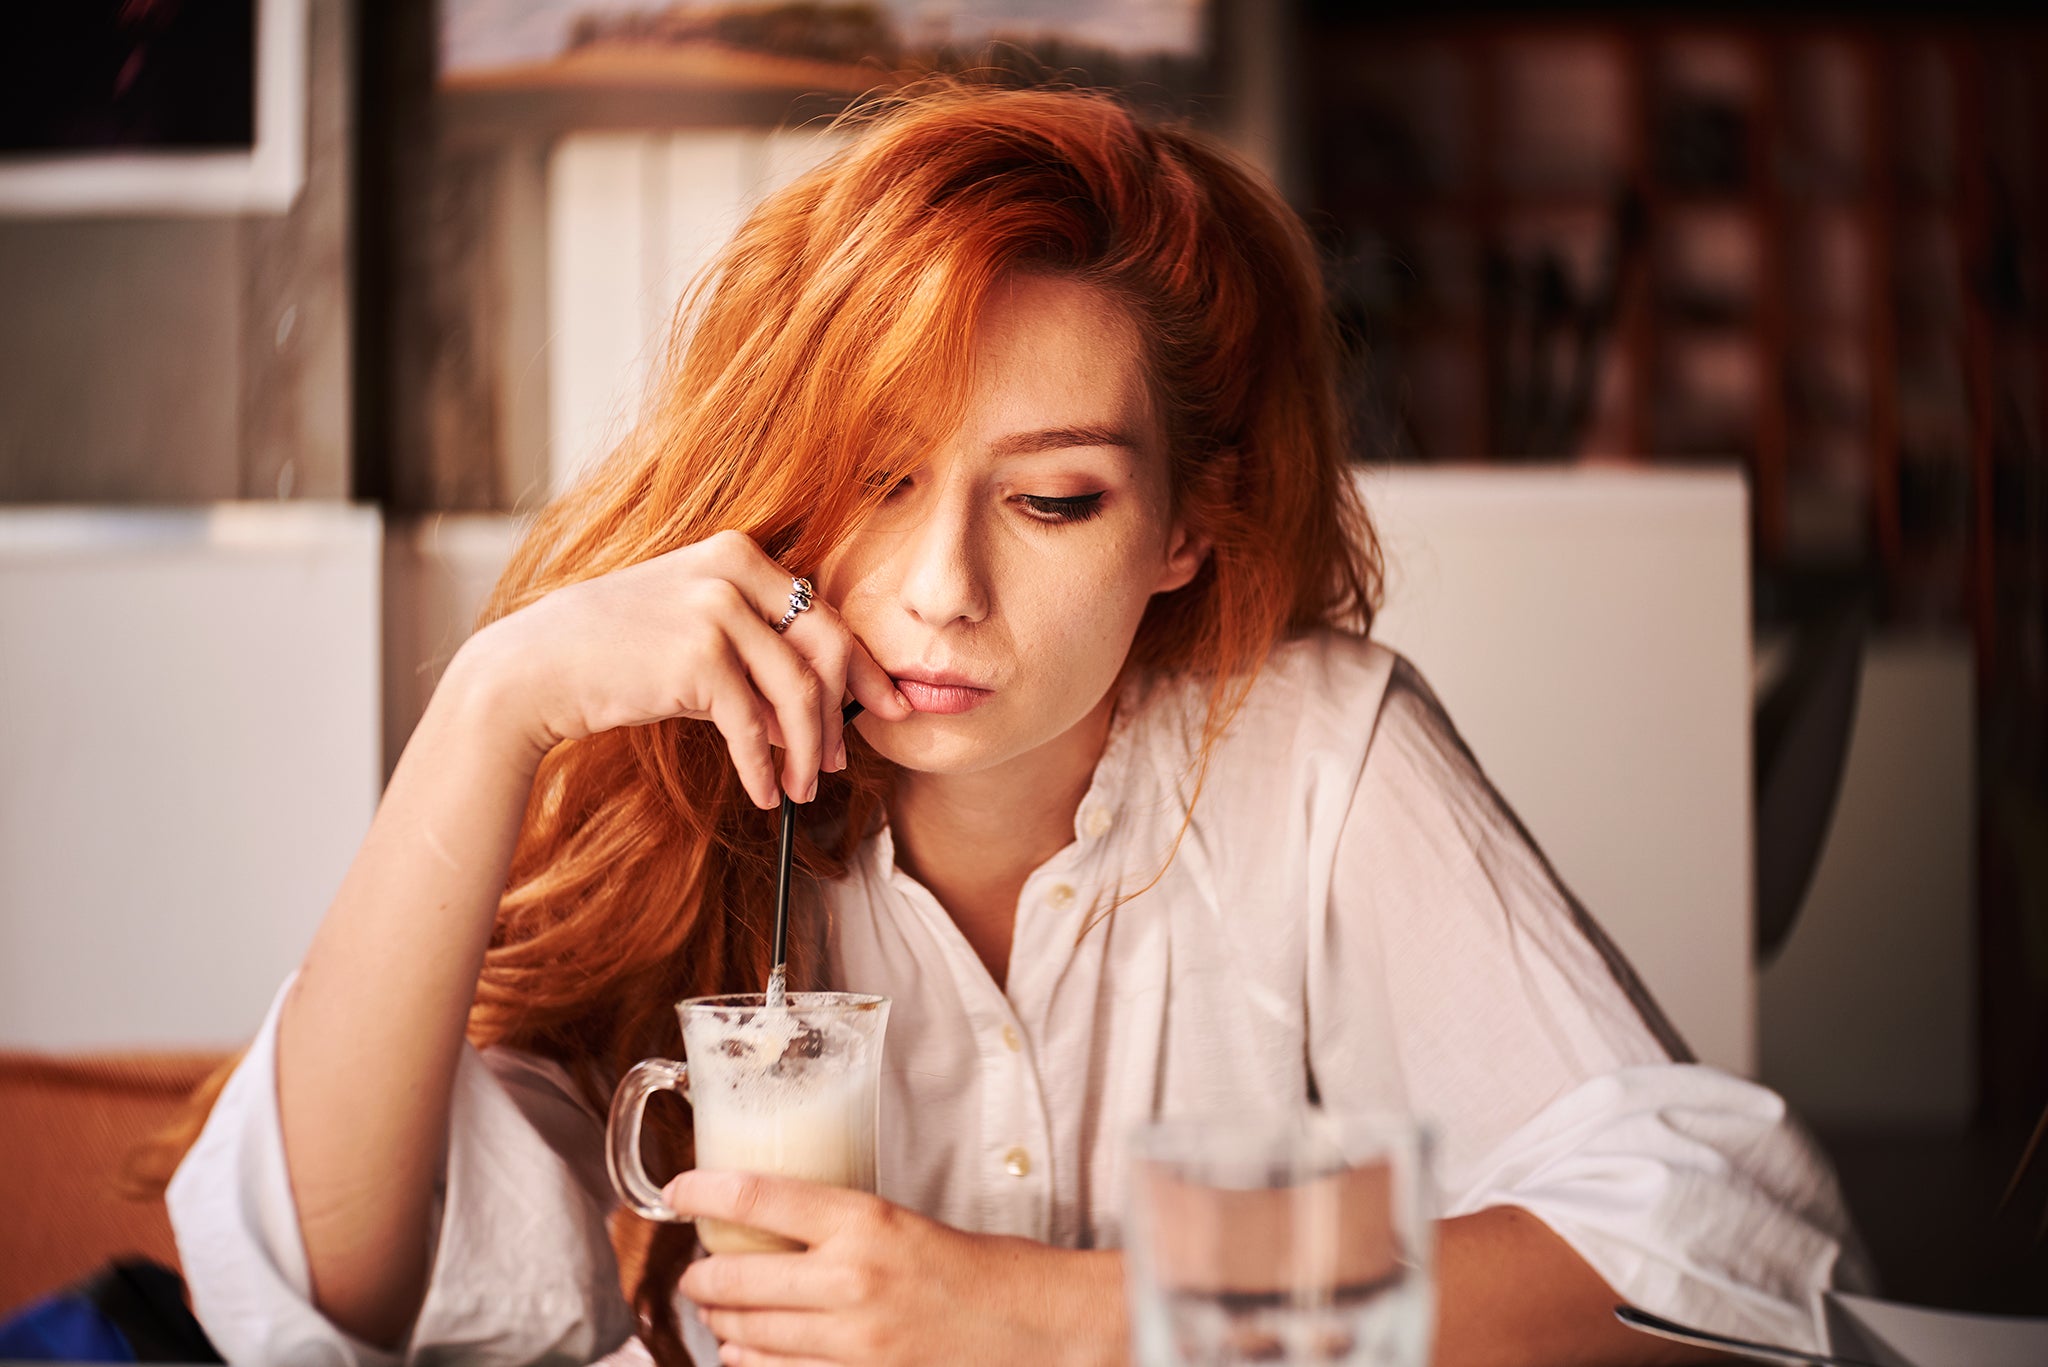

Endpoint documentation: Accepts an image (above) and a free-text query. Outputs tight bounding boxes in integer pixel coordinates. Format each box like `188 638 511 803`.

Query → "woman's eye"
867 473 912 500
1018 493 1106 524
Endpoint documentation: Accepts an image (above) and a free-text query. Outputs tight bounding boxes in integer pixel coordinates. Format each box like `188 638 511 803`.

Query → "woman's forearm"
1048 1248 1127 1367
1100 1208 1713 1367
275 636 545 1350
1433 1207 1722 1366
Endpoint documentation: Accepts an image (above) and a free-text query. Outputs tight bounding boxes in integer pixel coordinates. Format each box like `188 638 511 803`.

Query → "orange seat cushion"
0 1051 226 1317
0 1050 659 1323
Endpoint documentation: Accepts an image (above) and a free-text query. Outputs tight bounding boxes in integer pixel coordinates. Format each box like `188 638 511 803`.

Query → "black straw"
769 699 865 998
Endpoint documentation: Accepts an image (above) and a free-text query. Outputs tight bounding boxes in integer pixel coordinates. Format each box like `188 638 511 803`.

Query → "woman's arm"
663 1173 1721 1367
1435 1207 1719 1366
1307 652 1862 1355
270 533 911 1350
273 647 545 1349
168 958 641 1366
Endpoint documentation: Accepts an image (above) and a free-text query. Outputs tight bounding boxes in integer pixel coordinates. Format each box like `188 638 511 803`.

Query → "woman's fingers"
688 531 912 787
785 625 911 774
805 631 848 776
842 636 912 727
706 532 912 728
667 1169 865 1248
701 646 782 810
716 1344 835 1367
697 1308 844 1361
723 612 827 802
710 533 820 635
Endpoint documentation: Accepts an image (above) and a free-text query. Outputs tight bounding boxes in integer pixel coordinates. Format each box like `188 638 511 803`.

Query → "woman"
157 83 1866 1366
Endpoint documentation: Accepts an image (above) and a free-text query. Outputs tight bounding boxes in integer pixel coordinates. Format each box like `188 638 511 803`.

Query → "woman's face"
818 271 1205 776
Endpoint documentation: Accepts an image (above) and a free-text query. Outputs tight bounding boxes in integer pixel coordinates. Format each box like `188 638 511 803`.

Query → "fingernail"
802 775 818 803
893 689 911 712
834 739 848 771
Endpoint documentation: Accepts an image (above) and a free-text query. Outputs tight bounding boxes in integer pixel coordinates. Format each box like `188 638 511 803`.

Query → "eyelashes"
871 475 1107 526
1017 493 1106 524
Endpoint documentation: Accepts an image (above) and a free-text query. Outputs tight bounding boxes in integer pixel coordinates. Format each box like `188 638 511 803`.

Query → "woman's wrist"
432 622 557 774
1043 1247 1129 1367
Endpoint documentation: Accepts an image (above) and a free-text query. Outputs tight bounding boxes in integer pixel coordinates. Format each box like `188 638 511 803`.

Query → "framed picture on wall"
438 0 1214 131
0 0 306 215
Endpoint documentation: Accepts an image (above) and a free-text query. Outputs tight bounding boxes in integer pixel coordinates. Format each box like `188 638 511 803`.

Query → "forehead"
959 273 1156 447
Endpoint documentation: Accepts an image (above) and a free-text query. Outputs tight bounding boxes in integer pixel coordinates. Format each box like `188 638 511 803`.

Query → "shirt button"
1047 883 1076 911
1084 805 1114 838
1001 1024 1022 1052
1003 1147 1033 1178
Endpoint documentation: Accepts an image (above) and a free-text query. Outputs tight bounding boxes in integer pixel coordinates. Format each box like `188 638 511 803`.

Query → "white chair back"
1361 465 1754 1076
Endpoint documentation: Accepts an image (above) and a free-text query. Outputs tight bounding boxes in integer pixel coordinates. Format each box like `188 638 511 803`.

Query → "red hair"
140 80 1381 1365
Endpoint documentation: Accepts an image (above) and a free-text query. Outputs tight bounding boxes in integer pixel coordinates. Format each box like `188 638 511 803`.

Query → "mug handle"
607 1058 689 1221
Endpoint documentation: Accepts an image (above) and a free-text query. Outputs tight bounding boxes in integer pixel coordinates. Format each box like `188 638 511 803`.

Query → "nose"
898 484 990 628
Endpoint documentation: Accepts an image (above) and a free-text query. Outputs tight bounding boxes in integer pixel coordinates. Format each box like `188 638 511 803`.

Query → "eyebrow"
986 424 1144 458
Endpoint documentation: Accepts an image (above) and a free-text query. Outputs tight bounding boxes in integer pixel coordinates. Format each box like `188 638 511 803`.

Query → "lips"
890 670 994 715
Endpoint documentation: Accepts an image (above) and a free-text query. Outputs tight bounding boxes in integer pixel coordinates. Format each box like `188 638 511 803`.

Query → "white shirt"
168 632 1871 1365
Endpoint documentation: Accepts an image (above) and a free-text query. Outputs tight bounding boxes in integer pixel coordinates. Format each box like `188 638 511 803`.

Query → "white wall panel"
0 505 380 1049
380 512 526 783
547 128 853 495
1361 466 1756 1076
548 134 655 498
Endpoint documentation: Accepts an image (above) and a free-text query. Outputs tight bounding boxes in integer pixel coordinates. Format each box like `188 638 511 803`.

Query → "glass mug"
1125 1110 1436 1367
607 991 890 1253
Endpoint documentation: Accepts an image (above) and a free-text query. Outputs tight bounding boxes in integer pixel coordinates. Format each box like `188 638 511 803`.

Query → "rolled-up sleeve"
1447 1065 1867 1350
166 972 658 1365
1313 656 1872 1353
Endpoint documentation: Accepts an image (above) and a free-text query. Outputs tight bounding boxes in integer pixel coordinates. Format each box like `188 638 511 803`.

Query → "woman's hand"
667 1170 1128 1367
457 530 911 808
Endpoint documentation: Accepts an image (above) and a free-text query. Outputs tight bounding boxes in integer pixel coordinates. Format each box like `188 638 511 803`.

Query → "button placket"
1006 834 1086 1021
981 999 1051 1234
882 866 1046 1236
859 818 1069 1241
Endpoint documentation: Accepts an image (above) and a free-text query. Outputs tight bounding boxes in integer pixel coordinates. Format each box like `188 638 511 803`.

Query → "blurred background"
2 0 2045 1333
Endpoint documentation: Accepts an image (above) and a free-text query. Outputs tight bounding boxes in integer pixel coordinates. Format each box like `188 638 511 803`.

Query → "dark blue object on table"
0 1259 220 1363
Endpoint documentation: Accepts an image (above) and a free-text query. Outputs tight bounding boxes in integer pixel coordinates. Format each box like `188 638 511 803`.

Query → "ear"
1153 518 1211 595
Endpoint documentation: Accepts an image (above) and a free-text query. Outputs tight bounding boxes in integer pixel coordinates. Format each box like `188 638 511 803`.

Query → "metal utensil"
766 699 865 1009
1614 1305 1890 1367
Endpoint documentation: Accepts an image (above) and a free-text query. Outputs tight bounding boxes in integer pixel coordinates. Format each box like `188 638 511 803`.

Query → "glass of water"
1124 1111 1435 1367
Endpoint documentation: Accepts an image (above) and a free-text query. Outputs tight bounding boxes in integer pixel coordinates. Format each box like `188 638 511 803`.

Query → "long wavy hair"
135 80 1381 1365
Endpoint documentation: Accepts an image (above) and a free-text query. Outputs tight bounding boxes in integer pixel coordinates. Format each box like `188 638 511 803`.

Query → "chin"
856 714 1030 776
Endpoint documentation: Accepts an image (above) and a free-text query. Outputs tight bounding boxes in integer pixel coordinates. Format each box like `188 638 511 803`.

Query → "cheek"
1002 531 1161 656
1079 516 1172 606
815 539 877 620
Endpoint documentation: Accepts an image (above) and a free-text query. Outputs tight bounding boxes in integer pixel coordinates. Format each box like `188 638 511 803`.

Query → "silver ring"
773 577 814 633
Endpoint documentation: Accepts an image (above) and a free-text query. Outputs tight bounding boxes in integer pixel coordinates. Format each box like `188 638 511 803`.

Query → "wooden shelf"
1304 14 2042 638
